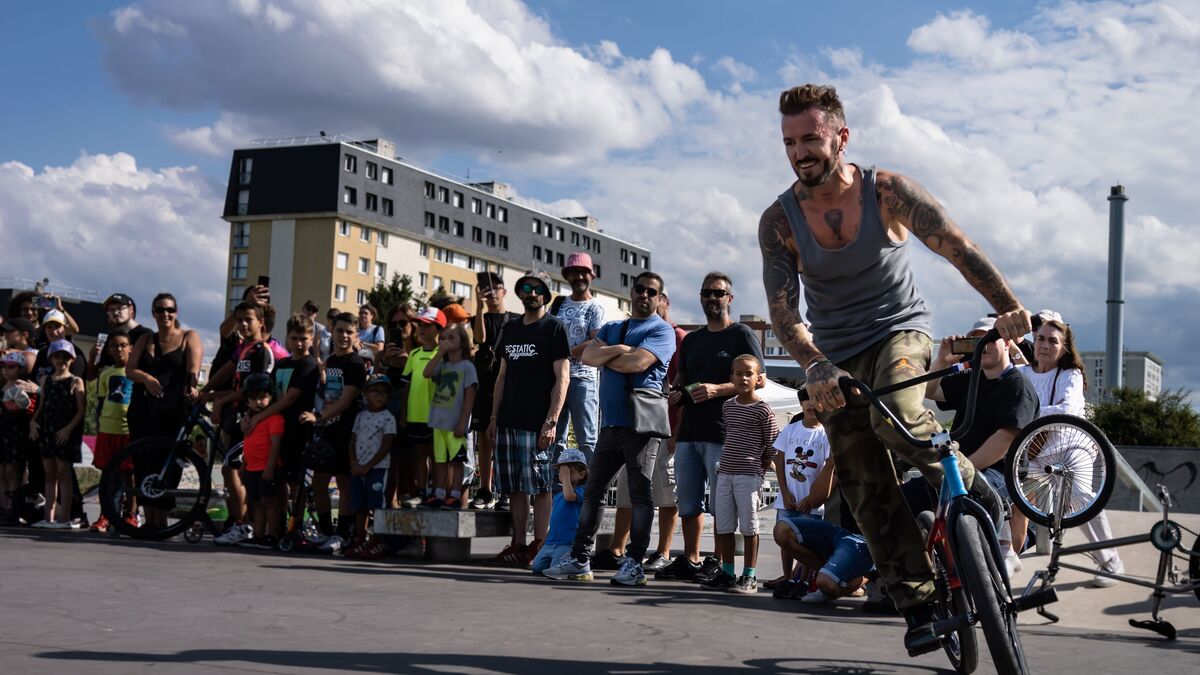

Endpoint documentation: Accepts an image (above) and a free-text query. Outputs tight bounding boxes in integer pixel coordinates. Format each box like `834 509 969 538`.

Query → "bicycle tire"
99 437 210 540
917 512 978 675
955 514 1028 675
1189 534 1199 604
1004 414 1116 529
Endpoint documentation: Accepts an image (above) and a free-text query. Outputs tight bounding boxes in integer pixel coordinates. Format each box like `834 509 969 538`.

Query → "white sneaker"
800 589 835 604
215 523 253 546
1004 548 1023 578
318 534 345 553
1092 559 1123 588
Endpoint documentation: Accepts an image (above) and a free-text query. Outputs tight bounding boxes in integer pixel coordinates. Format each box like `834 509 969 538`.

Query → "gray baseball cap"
554 448 588 467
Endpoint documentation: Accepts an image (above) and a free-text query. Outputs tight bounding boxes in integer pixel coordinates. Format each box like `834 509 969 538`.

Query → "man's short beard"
703 303 726 320
798 155 837 188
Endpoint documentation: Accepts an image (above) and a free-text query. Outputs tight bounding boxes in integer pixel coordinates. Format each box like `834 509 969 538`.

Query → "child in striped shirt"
705 354 780 595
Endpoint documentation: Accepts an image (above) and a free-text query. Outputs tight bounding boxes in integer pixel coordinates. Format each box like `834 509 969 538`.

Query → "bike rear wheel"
955 514 1028 675
1005 414 1116 528
918 511 978 674
1189 534 1200 604
99 437 211 540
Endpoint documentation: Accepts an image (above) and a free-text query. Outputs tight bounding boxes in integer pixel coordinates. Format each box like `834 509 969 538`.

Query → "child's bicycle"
99 403 242 542
806 325 1060 675
1003 420 1200 640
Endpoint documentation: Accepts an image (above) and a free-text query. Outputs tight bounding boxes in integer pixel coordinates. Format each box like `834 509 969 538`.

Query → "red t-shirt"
242 414 285 471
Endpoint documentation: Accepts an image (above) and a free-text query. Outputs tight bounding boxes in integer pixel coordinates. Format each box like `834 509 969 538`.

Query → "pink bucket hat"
562 251 594 275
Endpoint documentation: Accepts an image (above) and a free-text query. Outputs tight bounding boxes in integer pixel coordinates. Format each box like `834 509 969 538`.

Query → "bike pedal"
1013 587 1059 613
904 626 942 657
1128 619 1177 640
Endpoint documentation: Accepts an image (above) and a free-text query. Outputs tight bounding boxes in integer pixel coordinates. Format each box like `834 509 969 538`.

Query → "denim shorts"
782 514 874 585
348 467 388 511
674 441 723 517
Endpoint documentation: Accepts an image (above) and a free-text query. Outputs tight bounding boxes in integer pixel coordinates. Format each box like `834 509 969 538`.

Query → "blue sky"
2 0 1198 399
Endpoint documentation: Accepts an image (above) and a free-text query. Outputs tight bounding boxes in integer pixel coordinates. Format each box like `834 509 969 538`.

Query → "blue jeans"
531 542 573 575
552 377 598 463
674 441 723 518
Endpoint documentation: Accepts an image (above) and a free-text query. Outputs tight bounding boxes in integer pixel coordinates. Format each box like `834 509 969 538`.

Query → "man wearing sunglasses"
655 272 763 583
487 270 570 565
546 272 676 587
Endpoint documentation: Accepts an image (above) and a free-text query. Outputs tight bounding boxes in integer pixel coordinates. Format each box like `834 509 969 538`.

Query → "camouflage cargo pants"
819 331 977 609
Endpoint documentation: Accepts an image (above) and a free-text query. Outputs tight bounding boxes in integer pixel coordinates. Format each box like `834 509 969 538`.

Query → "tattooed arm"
876 170 1032 340
759 201 851 411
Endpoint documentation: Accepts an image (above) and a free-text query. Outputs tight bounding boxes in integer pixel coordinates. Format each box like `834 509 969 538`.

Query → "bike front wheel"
99 437 211 540
955 514 1028 675
917 511 978 675
1005 414 1116 529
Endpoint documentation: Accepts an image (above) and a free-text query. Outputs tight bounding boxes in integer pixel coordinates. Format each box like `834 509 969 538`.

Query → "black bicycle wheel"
917 512 978 675
99 437 210 540
955 514 1028 675
1005 414 1116 529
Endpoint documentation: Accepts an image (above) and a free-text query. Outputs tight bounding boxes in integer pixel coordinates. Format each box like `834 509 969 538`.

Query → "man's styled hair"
779 84 846 128
702 271 734 289
634 271 665 289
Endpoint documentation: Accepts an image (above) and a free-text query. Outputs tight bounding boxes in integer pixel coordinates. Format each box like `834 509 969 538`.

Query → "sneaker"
494 494 511 512
68 519 84 530
591 549 623 571
358 537 390 560
89 515 110 532
238 536 277 551
317 534 345 553
443 496 463 510
642 551 670 572
215 523 253 546
470 489 495 510
489 543 527 567
1092 558 1123 588
418 496 444 509
727 574 758 594
1004 548 1024 578
123 513 141 529
544 552 593 581
688 556 724 584
800 589 834 603
861 579 898 615
307 532 330 546
700 570 737 591
902 603 942 657
341 535 367 558
773 579 800 599
610 557 647 587
31 520 54 529
401 495 422 509
524 539 544 567
762 574 789 591
655 555 702 581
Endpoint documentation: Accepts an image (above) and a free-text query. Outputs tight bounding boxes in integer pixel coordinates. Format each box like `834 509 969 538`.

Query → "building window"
336 252 349 270
375 262 387 279
438 216 450 233
365 161 378 180
593 240 600 254
381 198 393 216
532 218 540 233
365 193 378 212
232 222 250 248
378 231 389 247
472 226 483 243
621 273 629 287
238 157 252 185
643 257 651 270
343 186 357 205
432 276 443 290
498 234 508 250
556 227 564 242
618 298 629 312
419 243 429 258
453 220 464 237
380 167 392 185
419 272 429 288
237 189 249 215
229 285 246 311
438 186 449 204
451 281 473 299
334 285 347 302
544 225 553 239
358 257 369 274
556 253 565 268
533 245 543 261
338 220 350 236
231 252 248 280
357 289 368 305
471 198 481 214
344 154 357 173
583 235 591 249
424 182 435 199
424 212 435 229
486 203 496 219
621 249 629 263
360 226 371 242
498 207 508 223
766 329 775 339
571 231 580 246
487 231 497 247
593 264 601 278
453 192 464 208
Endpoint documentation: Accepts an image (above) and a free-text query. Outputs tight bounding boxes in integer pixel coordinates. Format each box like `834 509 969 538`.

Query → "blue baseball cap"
554 448 588 467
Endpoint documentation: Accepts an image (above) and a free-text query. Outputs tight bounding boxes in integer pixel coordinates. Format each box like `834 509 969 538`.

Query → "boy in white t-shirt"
769 398 834 589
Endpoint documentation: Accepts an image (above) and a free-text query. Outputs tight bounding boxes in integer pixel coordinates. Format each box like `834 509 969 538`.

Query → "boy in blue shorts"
345 375 396 559
774 503 874 604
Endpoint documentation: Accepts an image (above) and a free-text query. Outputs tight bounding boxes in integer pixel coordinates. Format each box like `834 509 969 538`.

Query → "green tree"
1087 387 1200 447
366 273 426 321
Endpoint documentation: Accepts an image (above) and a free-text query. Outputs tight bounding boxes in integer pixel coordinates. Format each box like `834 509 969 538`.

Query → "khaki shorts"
714 472 761 535
615 445 676 508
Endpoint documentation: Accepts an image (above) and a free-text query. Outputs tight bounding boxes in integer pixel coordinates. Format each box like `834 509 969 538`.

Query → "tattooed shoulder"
875 170 956 250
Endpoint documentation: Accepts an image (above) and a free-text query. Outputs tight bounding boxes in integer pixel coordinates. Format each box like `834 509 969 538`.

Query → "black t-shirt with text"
496 314 570 432
273 355 320 434
677 323 763 443
938 367 1039 469
322 352 367 432
475 311 522 383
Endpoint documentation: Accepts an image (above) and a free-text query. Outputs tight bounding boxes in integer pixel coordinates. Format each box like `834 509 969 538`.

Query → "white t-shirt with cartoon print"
771 420 831 514
351 408 396 469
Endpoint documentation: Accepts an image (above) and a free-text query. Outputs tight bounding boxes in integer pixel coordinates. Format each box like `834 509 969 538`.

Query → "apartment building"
1080 351 1165 403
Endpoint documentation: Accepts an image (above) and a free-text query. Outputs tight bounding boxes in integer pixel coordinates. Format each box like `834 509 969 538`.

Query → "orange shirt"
242 414 285 472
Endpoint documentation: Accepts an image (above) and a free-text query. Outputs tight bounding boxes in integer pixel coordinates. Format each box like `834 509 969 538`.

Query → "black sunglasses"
153 306 178 314
700 289 729 299
517 282 546 295
632 283 660 298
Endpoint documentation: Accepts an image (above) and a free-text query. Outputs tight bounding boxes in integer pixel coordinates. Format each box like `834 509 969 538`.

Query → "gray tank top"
777 165 932 363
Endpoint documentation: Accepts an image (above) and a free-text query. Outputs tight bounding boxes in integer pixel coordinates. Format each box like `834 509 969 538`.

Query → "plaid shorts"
495 428 552 496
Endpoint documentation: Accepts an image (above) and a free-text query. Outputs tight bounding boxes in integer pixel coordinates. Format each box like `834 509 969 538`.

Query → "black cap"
104 293 136 309
483 271 504 287
1 317 36 335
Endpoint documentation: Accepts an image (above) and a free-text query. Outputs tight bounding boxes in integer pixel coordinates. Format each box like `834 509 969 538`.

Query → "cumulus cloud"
95 0 708 164
0 153 227 347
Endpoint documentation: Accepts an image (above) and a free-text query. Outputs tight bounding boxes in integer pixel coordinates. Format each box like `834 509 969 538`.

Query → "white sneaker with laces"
1004 548 1023 578
318 534 345 553
1092 558 1123 588
215 523 253 546
800 589 835 604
